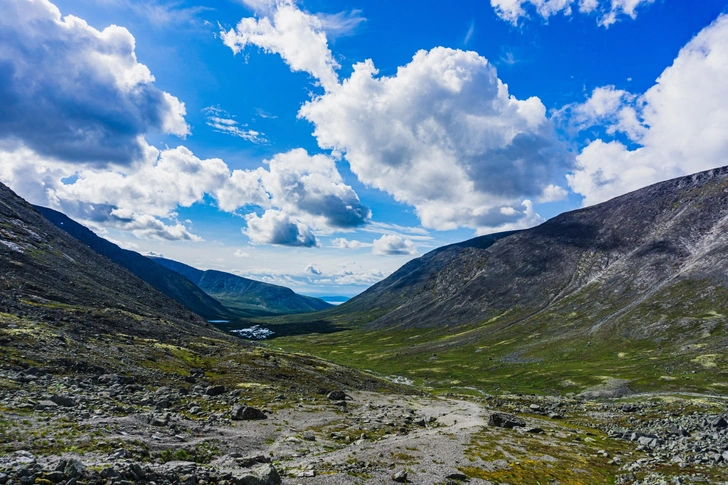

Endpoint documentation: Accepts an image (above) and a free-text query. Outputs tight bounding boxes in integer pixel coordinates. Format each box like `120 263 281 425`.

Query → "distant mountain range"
150 257 332 316
37 207 332 319
36 206 232 320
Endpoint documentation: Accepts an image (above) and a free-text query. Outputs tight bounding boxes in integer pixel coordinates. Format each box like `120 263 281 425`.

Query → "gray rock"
710 416 727 429
392 469 408 482
206 385 226 396
49 395 76 407
63 459 85 479
488 412 525 429
232 463 281 485
327 390 348 401
231 405 267 421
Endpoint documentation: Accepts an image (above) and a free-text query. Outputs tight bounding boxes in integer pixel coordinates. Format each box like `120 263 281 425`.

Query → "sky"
1 0 727 298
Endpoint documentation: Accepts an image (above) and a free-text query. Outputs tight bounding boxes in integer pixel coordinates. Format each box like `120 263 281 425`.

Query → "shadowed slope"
36 206 231 320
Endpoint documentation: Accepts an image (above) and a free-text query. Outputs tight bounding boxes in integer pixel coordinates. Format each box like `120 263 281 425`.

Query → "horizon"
1 0 727 297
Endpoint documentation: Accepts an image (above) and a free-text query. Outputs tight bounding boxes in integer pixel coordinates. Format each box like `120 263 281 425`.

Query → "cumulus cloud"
556 85 645 140
537 184 568 203
204 107 266 143
233 249 251 258
300 47 567 232
222 0 340 91
372 235 418 256
567 14 728 206
331 237 367 249
0 0 188 166
217 148 370 231
1 141 366 243
244 210 318 247
490 0 654 27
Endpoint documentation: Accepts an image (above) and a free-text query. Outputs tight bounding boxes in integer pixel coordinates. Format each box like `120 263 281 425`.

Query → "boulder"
232 464 281 485
488 412 525 429
326 390 348 401
205 385 226 396
231 405 267 421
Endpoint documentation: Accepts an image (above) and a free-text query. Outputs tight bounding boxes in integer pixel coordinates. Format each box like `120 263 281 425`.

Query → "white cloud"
234 249 251 258
537 184 568 203
556 85 646 140
217 148 370 231
490 0 655 27
203 107 266 143
0 0 188 166
300 47 567 233
222 0 340 91
568 14 728 206
372 235 418 256
244 210 318 247
305 263 322 275
331 237 369 249
0 141 367 243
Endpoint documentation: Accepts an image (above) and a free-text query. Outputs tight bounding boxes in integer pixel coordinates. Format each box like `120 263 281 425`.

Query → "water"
230 325 274 340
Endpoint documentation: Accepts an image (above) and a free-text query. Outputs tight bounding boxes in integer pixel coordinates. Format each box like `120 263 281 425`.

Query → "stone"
326 390 348 401
233 463 281 485
49 395 76 408
488 412 525 429
63 459 85 479
445 472 468 480
206 385 226 396
231 405 267 421
392 469 408 482
43 471 64 483
526 427 545 434
710 416 727 429
35 400 58 410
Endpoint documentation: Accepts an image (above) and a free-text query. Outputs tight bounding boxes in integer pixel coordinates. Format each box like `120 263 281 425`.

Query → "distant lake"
317 296 351 305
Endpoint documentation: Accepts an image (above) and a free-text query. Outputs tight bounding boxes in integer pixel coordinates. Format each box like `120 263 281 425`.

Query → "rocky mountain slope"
339 166 728 336
261 166 728 398
151 257 332 316
36 206 231 320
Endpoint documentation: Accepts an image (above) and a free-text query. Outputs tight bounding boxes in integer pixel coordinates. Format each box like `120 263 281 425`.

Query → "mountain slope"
36 206 231 320
264 166 728 395
151 257 332 316
337 166 728 335
0 179 397 408
0 182 220 339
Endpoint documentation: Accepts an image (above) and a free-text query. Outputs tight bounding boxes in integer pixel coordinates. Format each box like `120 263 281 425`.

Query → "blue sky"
1 0 727 297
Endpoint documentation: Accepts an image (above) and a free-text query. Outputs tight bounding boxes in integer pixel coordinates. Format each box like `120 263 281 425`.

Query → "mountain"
338 166 728 334
263 166 728 396
0 178 394 405
0 182 221 343
150 257 332 316
36 206 231 320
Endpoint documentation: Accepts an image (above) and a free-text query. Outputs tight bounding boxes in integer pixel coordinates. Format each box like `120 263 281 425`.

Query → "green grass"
260 303 728 396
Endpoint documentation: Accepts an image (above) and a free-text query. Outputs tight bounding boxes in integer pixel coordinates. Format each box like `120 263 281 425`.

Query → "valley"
2 167 728 485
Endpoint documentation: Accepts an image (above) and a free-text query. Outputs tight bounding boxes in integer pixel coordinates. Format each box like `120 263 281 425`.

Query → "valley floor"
2 366 728 485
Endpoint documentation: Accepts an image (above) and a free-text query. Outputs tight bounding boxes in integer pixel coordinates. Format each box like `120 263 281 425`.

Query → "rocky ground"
1 366 728 485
